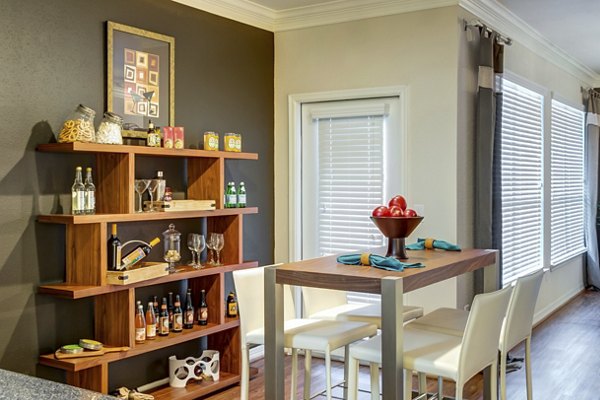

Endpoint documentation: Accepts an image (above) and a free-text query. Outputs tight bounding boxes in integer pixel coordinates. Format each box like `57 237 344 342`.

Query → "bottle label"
228 302 237 317
72 192 85 212
185 310 194 325
160 317 169 334
174 314 183 330
198 307 208 323
85 191 95 212
146 324 156 338
121 248 145 268
237 194 246 205
135 328 146 342
227 194 237 205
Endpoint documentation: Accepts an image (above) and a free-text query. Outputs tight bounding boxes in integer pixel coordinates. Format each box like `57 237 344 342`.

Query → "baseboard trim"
532 286 585 327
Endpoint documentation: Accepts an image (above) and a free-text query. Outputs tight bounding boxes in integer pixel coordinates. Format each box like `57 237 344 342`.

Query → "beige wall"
275 7 461 311
274 5 586 314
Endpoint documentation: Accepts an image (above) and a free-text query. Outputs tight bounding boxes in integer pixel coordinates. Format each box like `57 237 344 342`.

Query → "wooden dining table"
264 247 498 400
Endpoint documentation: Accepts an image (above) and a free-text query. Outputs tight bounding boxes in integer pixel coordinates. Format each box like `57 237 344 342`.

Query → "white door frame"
288 85 408 262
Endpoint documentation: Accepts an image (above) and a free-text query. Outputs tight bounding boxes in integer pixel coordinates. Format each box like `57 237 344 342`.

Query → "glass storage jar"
96 112 123 144
58 104 96 143
162 223 181 273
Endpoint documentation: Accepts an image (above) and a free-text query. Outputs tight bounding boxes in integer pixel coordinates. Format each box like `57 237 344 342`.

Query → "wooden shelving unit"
37 143 259 398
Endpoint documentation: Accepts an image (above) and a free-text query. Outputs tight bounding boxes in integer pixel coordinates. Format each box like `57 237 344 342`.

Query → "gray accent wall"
0 0 273 388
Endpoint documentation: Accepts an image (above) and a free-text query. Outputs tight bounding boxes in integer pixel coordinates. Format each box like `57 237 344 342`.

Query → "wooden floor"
201 289 600 399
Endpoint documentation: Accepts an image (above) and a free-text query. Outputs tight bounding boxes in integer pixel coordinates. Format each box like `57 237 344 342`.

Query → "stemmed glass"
147 180 159 212
134 179 151 213
187 233 206 269
211 233 225 266
205 237 215 266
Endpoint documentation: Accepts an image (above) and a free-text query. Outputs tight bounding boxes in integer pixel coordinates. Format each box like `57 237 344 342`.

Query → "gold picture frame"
107 21 175 135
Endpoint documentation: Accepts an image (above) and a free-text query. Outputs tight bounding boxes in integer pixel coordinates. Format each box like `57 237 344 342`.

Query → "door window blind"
500 79 545 285
316 114 385 256
550 100 585 265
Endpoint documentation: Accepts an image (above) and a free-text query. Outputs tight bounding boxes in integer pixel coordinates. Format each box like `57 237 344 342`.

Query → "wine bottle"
120 237 160 269
145 301 157 340
153 295 159 316
167 292 174 327
184 289 194 329
107 224 122 271
71 166 85 215
197 290 208 326
84 167 96 214
173 295 183 332
135 301 146 344
158 298 169 336
227 291 238 318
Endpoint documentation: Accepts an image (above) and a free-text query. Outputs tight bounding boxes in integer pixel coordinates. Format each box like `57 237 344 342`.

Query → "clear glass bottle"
146 120 161 147
58 104 96 143
96 112 123 144
237 182 246 208
84 167 96 215
71 166 86 215
162 223 181 273
153 170 166 202
135 301 146 344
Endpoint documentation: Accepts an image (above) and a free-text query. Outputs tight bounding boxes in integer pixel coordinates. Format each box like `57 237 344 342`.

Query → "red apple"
389 206 404 217
388 195 407 211
404 208 418 217
372 206 390 217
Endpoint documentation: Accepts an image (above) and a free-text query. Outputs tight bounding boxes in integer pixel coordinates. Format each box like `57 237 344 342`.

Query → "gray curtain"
585 90 600 289
474 27 505 290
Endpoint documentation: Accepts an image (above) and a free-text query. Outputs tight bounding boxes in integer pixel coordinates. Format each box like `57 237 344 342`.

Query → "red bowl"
370 216 424 238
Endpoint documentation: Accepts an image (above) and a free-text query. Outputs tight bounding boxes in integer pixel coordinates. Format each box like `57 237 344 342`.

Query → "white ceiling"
248 0 328 10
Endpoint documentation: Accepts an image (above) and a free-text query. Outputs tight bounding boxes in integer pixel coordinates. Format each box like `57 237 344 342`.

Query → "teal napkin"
406 238 461 251
337 254 424 271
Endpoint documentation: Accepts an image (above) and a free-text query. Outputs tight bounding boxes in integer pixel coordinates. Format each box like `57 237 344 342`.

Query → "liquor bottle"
237 182 246 208
84 167 96 214
146 120 160 147
153 295 159 316
158 298 169 336
173 295 183 332
227 291 238 318
120 237 160 269
135 301 146 344
225 182 237 208
167 292 174 327
107 224 122 271
184 289 194 329
153 170 166 202
145 301 157 340
71 166 85 215
197 290 208 326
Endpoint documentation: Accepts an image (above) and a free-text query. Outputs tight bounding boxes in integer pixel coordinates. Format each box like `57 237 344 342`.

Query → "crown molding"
459 0 600 87
273 0 457 32
171 0 276 31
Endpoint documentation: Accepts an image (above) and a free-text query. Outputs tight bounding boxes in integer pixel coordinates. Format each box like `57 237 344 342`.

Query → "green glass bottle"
237 182 246 208
226 182 237 208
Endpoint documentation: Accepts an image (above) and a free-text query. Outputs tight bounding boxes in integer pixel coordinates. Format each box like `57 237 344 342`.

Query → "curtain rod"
465 19 512 46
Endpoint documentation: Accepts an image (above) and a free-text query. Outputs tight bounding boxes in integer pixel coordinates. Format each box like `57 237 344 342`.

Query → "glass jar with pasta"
58 104 97 143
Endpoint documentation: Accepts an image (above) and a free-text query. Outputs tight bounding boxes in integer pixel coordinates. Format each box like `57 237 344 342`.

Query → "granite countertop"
0 369 117 400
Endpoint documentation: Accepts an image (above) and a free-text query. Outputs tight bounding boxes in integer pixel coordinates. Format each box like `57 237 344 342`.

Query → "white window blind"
500 79 545 285
550 100 585 265
316 114 385 256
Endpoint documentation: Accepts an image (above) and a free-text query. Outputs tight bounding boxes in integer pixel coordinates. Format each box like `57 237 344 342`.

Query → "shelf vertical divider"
66 363 108 393
66 222 107 285
208 215 243 265
95 288 135 347
96 152 135 213
208 322 241 376
187 157 225 208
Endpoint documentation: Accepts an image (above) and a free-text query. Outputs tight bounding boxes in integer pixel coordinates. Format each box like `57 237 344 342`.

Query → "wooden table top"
275 248 497 294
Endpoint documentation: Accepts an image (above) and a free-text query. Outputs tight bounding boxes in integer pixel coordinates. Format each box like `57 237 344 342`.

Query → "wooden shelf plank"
37 207 258 224
37 142 258 160
39 261 258 299
149 371 239 400
39 319 240 372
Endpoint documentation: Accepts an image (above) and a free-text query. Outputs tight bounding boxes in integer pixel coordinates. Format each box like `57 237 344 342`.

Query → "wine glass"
147 180 159 212
212 233 225 266
205 235 215 266
134 179 150 213
192 234 206 269
188 233 200 268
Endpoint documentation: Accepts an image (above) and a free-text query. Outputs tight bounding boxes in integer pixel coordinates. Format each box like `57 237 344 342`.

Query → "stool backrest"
501 269 544 351
233 264 295 343
459 285 512 381
302 287 348 317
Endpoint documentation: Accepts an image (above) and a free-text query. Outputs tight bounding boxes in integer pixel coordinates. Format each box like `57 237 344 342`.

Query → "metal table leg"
381 276 404 400
265 265 285 399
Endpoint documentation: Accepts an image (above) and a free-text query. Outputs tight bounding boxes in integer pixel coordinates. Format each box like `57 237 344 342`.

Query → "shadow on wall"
0 122 93 377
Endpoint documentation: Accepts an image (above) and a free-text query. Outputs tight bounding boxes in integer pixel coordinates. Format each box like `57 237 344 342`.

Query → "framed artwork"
107 21 174 135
